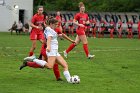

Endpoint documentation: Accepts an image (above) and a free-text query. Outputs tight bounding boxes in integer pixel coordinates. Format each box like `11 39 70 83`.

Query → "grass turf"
0 32 140 93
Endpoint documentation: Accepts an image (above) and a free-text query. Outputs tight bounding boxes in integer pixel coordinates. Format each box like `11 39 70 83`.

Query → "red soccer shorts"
30 30 44 40
76 27 86 36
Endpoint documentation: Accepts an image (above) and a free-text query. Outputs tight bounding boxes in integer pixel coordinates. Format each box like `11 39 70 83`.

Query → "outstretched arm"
62 33 75 43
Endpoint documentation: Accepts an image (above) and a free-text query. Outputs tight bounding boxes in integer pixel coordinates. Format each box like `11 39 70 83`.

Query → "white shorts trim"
46 49 61 57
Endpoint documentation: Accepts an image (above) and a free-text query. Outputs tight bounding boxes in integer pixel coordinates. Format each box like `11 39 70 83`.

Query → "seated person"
23 22 29 34
9 21 17 35
16 20 23 35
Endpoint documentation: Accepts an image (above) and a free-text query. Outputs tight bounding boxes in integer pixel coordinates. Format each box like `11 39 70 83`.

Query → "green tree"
33 0 140 13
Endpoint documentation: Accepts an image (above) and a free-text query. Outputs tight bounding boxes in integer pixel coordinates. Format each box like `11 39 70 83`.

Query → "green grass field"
0 32 140 93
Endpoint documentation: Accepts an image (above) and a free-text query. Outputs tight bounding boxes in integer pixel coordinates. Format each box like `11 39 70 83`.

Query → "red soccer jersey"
30 13 45 40
74 13 88 25
61 18 66 27
138 21 140 31
110 21 115 29
68 20 73 27
127 21 133 29
118 21 122 28
90 19 96 28
55 27 62 34
100 20 106 28
31 13 44 32
55 15 62 26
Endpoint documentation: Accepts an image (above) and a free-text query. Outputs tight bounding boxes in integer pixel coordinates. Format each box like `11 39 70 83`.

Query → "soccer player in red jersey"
68 17 74 37
29 6 45 56
61 17 66 34
127 19 133 38
85 17 91 37
63 2 95 59
44 15 48 27
138 19 140 39
90 18 97 38
98 18 106 38
117 19 123 38
108 19 115 39
55 11 62 31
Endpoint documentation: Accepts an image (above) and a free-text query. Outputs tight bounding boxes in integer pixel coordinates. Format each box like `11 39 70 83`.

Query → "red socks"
53 63 60 80
66 43 76 53
66 43 89 57
26 62 61 80
83 44 89 57
29 52 34 56
27 62 42 68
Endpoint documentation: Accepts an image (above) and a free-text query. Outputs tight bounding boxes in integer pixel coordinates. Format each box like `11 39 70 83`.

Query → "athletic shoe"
57 78 63 81
63 50 67 58
24 55 36 62
68 77 74 83
88 54 95 59
19 60 27 70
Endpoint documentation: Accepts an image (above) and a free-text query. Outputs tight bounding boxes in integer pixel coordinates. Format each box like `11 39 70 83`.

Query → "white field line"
0 47 140 56
0 47 30 49
59 48 140 53
0 46 140 50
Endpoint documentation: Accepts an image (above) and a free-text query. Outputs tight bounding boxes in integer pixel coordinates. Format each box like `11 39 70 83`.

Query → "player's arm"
73 18 85 27
30 19 39 29
62 33 75 43
85 16 90 25
46 36 52 52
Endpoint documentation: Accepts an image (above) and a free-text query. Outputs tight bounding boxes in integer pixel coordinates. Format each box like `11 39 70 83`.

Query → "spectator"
90 18 97 38
61 16 66 34
9 21 17 35
108 19 115 39
23 21 29 34
137 19 140 39
68 17 74 37
127 19 133 38
98 18 106 38
117 19 123 38
16 20 23 35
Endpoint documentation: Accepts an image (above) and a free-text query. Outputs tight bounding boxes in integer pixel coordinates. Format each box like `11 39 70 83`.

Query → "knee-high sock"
53 63 60 80
63 70 71 82
29 52 34 56
27 62 42 68
83 44 89 57
66 43 76 53
33 59 47 67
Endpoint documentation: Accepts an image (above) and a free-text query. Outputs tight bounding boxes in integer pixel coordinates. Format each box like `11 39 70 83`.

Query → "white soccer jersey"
44 27 58 49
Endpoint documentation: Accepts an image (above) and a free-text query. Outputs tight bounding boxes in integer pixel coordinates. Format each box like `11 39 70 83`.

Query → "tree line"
34 0 140 13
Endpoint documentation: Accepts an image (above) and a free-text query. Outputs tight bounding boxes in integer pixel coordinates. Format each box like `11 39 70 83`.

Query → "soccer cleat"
19 60 27 70
63 50 68 58
68 77 74 83
24 55 36 62
88 54 95 59
57 78 63 81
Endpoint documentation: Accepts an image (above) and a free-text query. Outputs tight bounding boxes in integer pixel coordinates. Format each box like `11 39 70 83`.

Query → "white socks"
33 59 47 67
63 70 71 82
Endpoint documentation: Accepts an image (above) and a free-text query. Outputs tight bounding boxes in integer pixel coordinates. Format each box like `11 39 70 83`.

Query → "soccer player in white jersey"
24 17 73 83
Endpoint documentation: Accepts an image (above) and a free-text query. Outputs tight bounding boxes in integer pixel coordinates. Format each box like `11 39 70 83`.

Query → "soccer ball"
70 75 80 84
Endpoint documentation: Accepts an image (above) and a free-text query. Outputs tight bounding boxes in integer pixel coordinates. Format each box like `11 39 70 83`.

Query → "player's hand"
46 47 51 52
86 21 90 24
36 26 43 30
71 40 75 43
38 26 43 30
78 24 85 27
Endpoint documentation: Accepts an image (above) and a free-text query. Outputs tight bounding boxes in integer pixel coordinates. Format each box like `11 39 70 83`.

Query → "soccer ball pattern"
70 75 80 84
